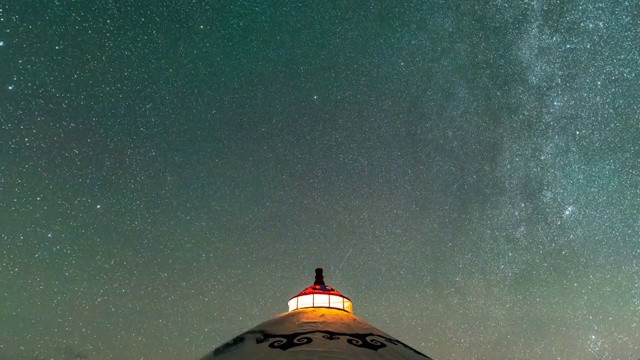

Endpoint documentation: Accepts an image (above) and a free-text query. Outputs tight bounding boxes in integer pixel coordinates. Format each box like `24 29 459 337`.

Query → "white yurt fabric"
200 269 433 360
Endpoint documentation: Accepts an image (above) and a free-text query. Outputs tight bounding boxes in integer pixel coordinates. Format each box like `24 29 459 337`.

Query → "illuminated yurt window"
287 268 353 313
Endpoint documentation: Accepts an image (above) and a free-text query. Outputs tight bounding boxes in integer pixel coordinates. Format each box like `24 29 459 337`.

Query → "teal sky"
2 1 639 359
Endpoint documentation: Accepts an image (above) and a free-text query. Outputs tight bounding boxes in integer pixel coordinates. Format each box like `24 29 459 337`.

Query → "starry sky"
1 1 639 359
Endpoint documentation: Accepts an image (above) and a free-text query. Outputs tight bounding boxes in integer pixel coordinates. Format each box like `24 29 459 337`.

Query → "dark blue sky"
2 1 639 359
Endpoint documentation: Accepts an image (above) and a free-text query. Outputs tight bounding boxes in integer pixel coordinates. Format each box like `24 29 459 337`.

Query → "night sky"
2 1 639 359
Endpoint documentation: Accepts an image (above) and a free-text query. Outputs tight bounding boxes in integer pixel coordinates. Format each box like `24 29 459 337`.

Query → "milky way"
2 1 639 359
